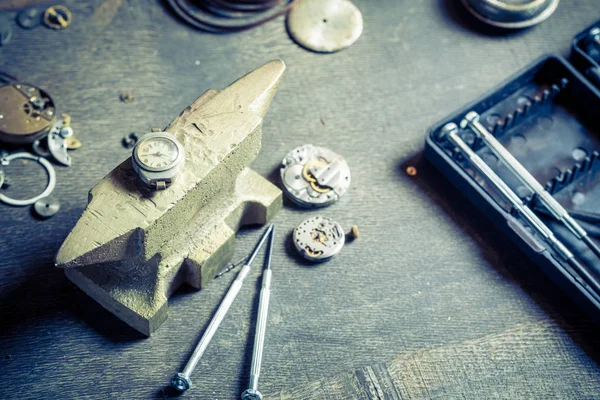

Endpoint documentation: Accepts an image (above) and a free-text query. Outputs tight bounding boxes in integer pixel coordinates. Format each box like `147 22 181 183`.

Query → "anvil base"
64 168 280 336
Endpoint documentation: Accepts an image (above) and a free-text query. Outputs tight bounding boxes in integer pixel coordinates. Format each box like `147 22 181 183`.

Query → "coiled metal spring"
167 0 300 32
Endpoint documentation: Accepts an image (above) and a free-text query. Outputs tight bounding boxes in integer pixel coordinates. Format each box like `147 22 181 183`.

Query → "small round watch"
132 131 185 190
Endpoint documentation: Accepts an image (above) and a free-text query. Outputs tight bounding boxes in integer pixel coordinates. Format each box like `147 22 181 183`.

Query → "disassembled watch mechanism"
0 152 56 206
286 0 363 53
461 0 559 29
132 131 185 190
280 144 351 208
0 83 56 144
294 216 345 262
34 196 60 219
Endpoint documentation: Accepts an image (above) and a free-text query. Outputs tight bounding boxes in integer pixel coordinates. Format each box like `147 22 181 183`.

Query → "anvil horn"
55 60 284 335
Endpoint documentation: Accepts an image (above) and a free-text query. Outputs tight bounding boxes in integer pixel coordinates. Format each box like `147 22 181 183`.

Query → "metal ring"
0 152 56 206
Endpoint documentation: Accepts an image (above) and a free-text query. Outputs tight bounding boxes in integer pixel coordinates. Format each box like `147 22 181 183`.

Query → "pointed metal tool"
438 123 600 299
461 111 600 261
55 61 285 335
172 224 274 393
241 225 275 400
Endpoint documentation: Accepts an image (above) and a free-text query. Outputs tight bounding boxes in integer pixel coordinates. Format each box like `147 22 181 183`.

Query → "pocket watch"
132 131 185 190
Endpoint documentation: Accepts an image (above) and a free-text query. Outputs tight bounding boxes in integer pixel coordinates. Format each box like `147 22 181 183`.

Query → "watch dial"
136 137 180 169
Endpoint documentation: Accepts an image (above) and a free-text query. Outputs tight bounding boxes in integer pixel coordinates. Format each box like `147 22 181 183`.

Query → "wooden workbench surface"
1 1 599 398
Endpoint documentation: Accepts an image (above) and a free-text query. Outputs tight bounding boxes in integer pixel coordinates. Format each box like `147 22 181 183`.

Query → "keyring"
0 152 56 206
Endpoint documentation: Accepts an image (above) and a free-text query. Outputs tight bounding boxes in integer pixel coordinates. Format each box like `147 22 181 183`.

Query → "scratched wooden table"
1 1 600 399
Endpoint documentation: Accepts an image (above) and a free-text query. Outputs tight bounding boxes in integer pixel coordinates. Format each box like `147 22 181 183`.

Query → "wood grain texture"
275 321 600 399
1 0 600 399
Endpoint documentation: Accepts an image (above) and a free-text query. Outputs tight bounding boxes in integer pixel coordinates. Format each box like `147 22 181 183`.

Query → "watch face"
136 137 180 170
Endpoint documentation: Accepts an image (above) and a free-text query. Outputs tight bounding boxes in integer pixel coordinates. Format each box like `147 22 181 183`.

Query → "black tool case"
424 21 600 319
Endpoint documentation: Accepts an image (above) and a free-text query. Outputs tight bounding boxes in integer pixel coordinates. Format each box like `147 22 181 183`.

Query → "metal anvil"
55 60 284 336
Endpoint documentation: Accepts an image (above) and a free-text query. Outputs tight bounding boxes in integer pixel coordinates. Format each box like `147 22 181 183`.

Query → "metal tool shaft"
172 224 274 392
461 111 600 259
440 123 600 295
242 226 275 400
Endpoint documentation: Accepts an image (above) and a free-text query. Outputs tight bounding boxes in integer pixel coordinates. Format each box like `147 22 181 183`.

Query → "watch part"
0 83 56 144
17 7 43 29
132 131 185 190
120 89 135 104
65 137 82 150
166 0 299 33
136 136 180 170
32 138 51 157
60 126 73 138
286 0 363 53
461 0 560 29
34 196 60 218
280 144 351 208
122 132 139 149
47 116 72 166
294 216 345 262
61 112 71 127
0 152 56 206
0 14 13 45
43 5 72 30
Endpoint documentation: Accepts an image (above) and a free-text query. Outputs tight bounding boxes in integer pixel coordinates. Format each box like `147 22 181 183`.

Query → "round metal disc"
287 0 363 53
280 144 351 208
17 8 43 29
34 196 60 218
294 216 345 262
461 0 560 29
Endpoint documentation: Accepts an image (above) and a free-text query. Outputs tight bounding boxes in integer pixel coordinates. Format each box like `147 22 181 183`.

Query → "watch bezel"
133 132 184 173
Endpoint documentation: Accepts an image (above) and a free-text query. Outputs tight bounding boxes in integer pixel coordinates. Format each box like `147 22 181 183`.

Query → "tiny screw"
120 89 135 104
43 5 72 30
349 225 359 240
122 133 138 149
